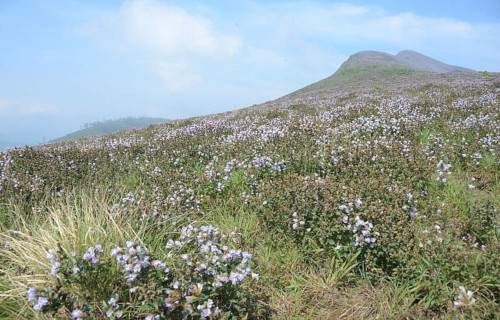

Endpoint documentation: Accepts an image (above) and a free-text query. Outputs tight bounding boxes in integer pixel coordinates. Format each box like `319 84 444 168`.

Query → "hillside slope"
293 50 474 95
395 50 474 73
49 117 168 143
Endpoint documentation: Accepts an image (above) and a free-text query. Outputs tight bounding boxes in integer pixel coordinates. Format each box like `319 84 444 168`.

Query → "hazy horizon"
1 0 499 150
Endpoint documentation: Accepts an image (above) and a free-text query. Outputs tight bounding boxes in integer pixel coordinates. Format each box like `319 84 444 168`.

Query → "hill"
293 49 475 95
49 117 168 143
394 50 474 73
0 53 499 319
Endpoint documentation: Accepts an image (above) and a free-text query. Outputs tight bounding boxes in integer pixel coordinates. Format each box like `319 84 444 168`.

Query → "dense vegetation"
0 71 499 319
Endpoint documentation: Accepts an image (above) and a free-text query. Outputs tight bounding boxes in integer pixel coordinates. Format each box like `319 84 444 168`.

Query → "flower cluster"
26 230 257 319
110 225 258 318
338 200 378 248
82 244 103 264
104 295 123 318
28 246 109 318
27 287 48 312
291 212 311 232
113 241 153 284
350 216 378 248
46 248 61 276
453 286 476 307
435 160 452 183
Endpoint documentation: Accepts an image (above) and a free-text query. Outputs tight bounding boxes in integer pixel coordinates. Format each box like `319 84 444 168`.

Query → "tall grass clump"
0 190 139 318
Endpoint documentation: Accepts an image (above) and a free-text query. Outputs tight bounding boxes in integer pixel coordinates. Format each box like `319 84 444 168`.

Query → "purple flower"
108 297 117 306
71 309 85 319
33 296 48 311
111 247 122 256
46 249 57 263
27 287 36 301
50 261 61 276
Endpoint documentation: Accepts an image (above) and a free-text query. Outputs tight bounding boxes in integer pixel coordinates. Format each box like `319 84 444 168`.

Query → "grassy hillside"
291 52 419 95
49 117 168 143
290 50 474 96
0 71 499 319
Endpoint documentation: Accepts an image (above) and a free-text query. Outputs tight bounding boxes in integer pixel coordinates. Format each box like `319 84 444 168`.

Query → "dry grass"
0 189 140 319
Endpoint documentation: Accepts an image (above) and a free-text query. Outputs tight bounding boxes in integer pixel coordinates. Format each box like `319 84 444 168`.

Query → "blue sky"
1 0 499 149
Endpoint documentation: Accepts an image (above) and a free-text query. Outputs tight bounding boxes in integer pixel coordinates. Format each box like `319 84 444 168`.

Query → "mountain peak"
338 50 408 73
292 49 474 95
352 50 393 57
345 49 474 73
394 50 474 73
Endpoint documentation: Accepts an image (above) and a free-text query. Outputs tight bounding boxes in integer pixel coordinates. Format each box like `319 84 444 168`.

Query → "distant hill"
49 117 168 143
293 50 475 95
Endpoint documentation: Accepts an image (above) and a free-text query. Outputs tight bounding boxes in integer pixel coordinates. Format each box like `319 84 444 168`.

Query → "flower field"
1 72 499 319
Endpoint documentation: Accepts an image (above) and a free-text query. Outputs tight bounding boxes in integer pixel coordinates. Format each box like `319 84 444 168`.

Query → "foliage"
22 226 260 319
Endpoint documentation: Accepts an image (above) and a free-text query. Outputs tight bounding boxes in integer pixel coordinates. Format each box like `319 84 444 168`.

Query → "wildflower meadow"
1 71 499 318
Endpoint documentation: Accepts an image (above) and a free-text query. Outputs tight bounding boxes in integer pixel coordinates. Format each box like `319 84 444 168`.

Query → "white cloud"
120 0 242 57
78 1 243 91
338 13 476 47
104 0 243 91
273 4 475 42
238 2 499 72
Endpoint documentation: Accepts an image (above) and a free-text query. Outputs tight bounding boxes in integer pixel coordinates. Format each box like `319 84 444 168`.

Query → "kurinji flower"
200 309 211 318
46 249 57 263
71 309 85 319
83 245 101 264
27 287 36 301
33 296 48 311
127 273 137 283
108 297 117 306
50 261 61 276
454 286 476 307
126 241 135 248
111 247 122 256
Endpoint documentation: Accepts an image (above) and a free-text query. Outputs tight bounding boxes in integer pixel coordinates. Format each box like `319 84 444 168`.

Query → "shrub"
24 225 260 319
